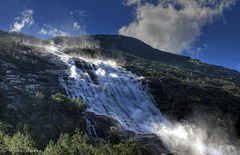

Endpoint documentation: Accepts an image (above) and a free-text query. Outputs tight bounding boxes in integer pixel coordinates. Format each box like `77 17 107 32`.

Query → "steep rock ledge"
0 45 68 102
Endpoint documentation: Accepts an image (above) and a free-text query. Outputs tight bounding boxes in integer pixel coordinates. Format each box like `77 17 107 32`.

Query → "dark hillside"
93 35 191 63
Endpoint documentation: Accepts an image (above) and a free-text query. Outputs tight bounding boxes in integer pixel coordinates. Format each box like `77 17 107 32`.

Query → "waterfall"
54 49 169 133
46 44 238 155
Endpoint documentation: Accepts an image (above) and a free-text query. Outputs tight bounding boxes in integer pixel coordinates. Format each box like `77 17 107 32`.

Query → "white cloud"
73 22 87 35
39 25 69 37
39 22 86 37
10 9 34 32
39 28 47 34
70 9 86 17
124 0 141 6
120 0 236 54
69 9 88 35
39 8 87 37
73 22 80 31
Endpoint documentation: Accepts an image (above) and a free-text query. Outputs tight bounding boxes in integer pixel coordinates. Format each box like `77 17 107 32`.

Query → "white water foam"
58 52 169 133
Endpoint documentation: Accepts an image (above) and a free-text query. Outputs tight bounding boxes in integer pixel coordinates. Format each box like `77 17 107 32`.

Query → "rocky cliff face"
0 45 67 101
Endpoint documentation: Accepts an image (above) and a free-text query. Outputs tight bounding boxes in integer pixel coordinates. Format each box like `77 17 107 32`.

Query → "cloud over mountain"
119 0 236 54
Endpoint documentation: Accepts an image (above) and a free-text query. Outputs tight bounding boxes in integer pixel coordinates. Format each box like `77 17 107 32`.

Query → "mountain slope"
53 35 240 86
0 31 240 154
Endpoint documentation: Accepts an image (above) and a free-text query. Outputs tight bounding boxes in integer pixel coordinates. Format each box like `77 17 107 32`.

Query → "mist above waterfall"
52 36 100 49
150 120 238 155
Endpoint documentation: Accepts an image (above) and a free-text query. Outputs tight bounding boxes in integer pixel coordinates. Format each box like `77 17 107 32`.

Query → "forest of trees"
0 90 142 154
0 127 141 154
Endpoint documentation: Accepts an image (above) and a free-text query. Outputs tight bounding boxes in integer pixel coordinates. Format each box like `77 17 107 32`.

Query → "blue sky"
0 0 239 71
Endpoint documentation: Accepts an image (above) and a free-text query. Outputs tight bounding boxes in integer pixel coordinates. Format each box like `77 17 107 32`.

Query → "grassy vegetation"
119 52 240 97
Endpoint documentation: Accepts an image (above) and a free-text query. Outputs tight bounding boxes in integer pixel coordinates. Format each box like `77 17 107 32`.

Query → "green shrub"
109 126 120 144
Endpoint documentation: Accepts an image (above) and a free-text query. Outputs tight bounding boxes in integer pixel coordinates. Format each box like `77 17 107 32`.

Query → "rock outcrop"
0 45 68 102
87 112 172 155
134 134 172 155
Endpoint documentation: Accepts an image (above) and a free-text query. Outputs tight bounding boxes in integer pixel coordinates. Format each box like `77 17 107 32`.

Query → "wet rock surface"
134 134 172 155
86 112 125 138
87 112 172 155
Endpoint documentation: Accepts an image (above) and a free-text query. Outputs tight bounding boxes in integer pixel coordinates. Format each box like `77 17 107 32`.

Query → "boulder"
86 112 172 155
86 112 124 138
134 134 172 155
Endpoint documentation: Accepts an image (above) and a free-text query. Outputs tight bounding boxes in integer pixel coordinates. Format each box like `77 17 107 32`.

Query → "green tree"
55 133 71 155
70 129 95 155
109 126 120 144
0 130 6 151
4 131 36 154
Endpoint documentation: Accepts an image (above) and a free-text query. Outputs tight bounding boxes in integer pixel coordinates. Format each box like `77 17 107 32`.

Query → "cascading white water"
46 44 238 155
56 50 169 133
